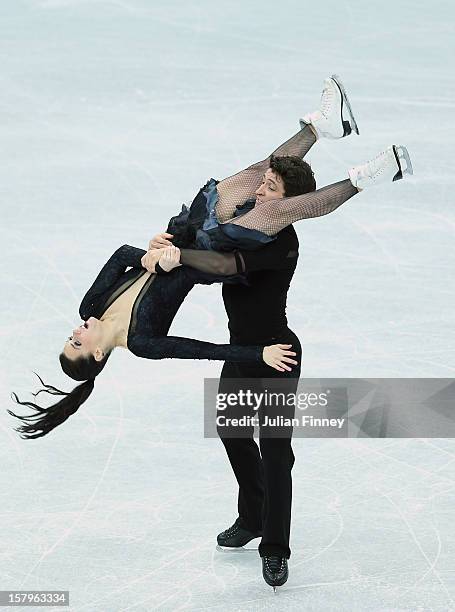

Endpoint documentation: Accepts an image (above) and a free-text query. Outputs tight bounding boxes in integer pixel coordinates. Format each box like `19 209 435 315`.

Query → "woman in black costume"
8 243 297 439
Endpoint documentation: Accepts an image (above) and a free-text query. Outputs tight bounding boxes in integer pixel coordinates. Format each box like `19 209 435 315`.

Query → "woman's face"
255 168 285 204
63 317 104 361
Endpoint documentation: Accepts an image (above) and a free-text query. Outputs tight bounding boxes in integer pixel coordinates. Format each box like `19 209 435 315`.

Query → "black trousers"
217 329 301 559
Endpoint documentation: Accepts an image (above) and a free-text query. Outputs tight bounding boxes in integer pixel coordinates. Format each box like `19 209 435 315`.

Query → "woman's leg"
216 125 317 223
223 179 359 235
222 143 414 235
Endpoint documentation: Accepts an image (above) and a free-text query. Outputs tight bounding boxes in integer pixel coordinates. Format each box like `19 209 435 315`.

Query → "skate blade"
331 74 360 135
216 542 259 553
394 144 413 176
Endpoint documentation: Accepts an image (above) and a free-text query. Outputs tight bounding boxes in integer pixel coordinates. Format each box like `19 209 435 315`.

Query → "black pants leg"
218 361 265 531
217 330 301 559
258 436 296 558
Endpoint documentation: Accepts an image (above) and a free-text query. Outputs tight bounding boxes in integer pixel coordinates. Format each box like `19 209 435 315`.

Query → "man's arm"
179 228 297 275
147 233 241 275
179 249 240 275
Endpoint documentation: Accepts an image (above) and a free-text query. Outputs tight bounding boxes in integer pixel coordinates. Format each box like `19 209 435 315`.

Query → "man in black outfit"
149 156 313 589
182 224 301 590
213 221 302 573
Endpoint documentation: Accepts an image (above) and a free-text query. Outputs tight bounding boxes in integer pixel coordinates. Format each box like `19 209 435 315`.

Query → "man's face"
255 168 285 204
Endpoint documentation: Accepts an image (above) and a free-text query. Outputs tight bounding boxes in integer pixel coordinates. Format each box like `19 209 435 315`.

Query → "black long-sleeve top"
78 245 263 362
179 225 299 344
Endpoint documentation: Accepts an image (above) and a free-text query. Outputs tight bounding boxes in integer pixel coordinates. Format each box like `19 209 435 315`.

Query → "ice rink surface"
1 0 455 610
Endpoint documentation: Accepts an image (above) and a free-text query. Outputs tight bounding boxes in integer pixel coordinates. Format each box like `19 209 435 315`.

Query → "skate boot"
217 517 262 549
300 74 359 139
348 144 413 191
262 555 288 592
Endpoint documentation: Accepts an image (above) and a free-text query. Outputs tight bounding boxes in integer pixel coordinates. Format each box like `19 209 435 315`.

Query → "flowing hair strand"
8 374 95 440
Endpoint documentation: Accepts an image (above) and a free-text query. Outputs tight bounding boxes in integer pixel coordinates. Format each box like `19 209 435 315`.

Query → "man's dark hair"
269 155 316 197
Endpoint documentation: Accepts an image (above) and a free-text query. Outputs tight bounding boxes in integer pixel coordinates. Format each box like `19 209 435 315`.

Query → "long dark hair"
8 351 111 440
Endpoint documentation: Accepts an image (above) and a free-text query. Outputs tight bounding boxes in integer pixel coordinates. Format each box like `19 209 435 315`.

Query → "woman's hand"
141 249 165 272
159 245 182 272
263 344 298 372
148 232 174 250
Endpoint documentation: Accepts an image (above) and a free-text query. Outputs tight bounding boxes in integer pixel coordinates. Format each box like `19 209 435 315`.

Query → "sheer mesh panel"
216 125 317 223
223 179 358 235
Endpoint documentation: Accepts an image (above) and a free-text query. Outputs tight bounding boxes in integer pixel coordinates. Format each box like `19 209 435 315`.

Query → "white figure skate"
300 74 359 139
349 144 413 191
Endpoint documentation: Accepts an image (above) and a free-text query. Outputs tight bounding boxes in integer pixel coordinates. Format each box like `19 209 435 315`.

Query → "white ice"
1 0 455 610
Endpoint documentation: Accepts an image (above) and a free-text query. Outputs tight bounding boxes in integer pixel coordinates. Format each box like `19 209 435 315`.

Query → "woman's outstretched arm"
128 334 262 362
127 334 296 371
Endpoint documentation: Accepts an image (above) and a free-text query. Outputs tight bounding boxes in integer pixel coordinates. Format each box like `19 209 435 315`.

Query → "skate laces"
265 556 285 573
320 80 335 118
367 147 394 179
222 519 241 537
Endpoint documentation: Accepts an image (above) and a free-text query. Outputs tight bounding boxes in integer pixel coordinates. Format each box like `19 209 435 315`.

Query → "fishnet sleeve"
222 179 358 235
215 125 316 223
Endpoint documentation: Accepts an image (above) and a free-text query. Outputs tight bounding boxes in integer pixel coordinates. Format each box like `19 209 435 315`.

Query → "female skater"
8 244 296 439
9 75 412 440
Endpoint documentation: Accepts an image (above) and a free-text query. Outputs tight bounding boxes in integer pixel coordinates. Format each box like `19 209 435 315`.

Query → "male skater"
147 76 412 590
